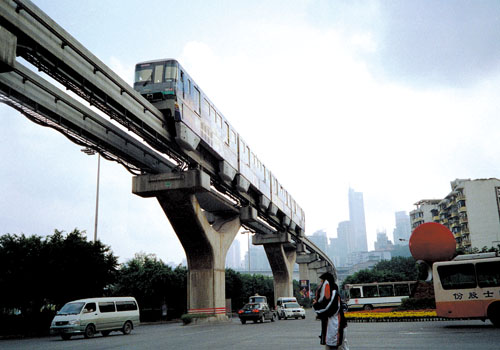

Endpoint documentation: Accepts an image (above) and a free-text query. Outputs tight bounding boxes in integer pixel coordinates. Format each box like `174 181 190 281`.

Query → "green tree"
112 253 187 319
0 229 117 336
342 256 419 286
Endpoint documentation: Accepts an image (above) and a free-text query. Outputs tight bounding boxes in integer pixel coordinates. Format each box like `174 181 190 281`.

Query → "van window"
116 301 138 312
99 302 116 313
84 303 96 313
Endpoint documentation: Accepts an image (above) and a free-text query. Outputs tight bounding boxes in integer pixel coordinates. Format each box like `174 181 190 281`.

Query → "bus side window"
437 264 477 290
350 288 361 299
476 261 500 288
379 285 394 297
394 284 410 296
363 285 379 297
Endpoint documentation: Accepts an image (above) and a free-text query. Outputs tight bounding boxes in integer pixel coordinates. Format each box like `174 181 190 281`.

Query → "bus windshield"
135 61 178 84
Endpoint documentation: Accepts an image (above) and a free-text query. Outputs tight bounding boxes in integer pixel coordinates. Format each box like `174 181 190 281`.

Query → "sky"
1 0 500 265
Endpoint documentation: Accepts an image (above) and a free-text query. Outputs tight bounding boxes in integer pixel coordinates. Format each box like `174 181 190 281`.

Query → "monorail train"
133 59 304 232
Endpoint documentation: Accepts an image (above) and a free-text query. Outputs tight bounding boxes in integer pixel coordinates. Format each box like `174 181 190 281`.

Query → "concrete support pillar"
296 253 319 286
253 232 296 306
133 171 240 320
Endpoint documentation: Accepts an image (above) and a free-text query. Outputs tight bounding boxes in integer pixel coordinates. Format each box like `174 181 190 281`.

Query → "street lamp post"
81 148 100 243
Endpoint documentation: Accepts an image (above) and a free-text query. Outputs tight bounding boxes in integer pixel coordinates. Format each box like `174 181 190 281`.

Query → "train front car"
134 59 180 121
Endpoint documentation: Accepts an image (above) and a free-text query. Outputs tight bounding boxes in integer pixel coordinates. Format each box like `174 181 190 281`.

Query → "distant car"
276 297 297 317
238 303 275 324
278 302 306 320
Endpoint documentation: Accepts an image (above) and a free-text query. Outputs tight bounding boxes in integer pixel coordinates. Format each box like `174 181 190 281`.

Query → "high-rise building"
309 229 328 253
225 239 241 269
374 230 393 251
393 211 411 245
410 199 440 230
348 188 368 252
411 178 500 253
335 221 352 266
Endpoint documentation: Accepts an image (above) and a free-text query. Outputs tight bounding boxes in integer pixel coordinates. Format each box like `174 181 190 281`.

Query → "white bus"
433 252 500 326
344 281 417 310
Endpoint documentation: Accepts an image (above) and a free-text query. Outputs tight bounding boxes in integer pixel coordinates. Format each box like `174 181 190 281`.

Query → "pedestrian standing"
313 272 348 350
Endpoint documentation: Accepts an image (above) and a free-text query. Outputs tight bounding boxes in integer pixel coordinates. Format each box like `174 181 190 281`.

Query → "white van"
276 297 297 319
50 297 140 340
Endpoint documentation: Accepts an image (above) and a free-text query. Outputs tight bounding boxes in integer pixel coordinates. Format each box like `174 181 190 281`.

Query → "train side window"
154 64 164 83
202 99 210 119
216 113 222 128
230 130 236 145
193 87 201 115
224 122 230 144
180 71 185 98
246 146 251 165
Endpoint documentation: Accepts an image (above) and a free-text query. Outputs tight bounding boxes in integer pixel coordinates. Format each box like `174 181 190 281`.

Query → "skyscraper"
225 239 241 269
393 211 411 245
309 229 329 253
348 188 368 252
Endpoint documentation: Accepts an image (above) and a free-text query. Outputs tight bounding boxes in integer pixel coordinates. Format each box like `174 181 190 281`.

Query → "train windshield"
134 61 178 84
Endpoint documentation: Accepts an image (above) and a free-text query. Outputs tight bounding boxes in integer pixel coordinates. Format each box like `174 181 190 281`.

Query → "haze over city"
1 0 500 265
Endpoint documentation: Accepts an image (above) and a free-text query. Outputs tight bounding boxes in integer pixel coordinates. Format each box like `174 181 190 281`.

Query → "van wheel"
61 334 71 340
84 324 95 338
101 330 111 337
122 321 133 335
363 304 374 311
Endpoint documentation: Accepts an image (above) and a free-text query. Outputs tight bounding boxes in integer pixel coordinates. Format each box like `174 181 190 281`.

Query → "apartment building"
411 178 500 252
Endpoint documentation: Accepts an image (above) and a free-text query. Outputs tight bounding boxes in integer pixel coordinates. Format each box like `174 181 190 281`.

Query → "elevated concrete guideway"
0 0 336 320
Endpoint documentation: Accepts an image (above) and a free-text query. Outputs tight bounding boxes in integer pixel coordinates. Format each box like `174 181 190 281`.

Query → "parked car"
278 302 306 320
238 303 275 324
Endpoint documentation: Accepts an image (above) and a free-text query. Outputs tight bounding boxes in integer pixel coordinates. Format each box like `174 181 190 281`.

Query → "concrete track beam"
0 26 16 73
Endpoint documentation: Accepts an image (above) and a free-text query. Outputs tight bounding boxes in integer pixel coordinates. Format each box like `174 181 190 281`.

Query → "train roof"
135 58 179 66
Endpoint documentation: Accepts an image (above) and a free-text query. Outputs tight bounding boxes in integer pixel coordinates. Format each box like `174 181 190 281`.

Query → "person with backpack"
313 272 349 350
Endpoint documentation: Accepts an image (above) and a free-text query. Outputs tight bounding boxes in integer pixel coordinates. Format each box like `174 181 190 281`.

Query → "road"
1 309 499 349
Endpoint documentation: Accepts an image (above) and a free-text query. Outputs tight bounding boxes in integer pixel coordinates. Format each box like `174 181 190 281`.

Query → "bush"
397 297 435 311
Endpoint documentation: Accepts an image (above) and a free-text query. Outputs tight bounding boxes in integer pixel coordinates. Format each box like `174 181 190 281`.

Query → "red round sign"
409 222 456 262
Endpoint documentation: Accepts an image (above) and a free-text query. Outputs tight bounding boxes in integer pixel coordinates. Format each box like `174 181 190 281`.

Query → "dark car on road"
238 303 275 324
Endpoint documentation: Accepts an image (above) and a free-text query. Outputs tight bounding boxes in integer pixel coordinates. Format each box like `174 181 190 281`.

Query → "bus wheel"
487 303 500 327
363 304 374 311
